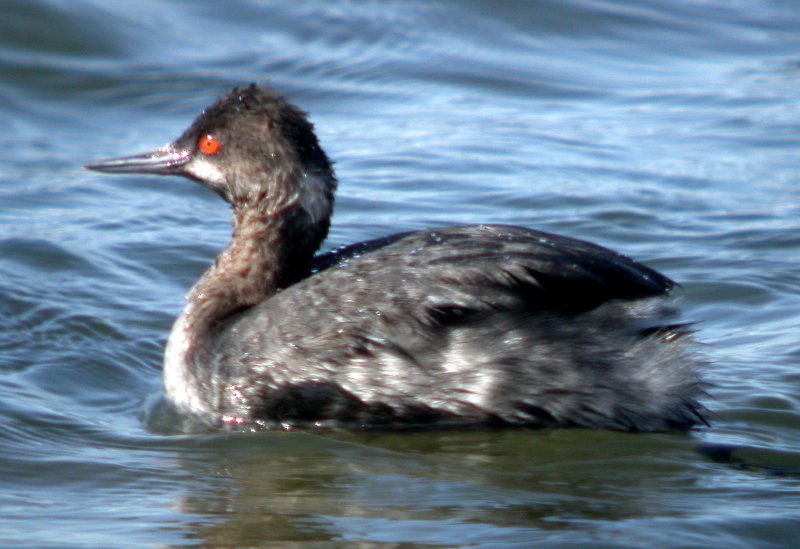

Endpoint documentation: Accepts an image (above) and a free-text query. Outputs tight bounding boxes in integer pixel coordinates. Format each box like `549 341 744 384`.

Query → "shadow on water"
696 442 800 477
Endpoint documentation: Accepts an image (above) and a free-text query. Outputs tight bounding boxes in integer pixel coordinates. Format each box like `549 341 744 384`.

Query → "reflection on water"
160 430 797 546
168 431 689 545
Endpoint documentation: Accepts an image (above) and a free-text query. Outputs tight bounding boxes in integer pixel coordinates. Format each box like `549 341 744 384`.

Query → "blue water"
1 0 799 546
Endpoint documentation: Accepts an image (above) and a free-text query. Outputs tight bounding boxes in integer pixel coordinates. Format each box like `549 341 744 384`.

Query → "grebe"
87 84 704 431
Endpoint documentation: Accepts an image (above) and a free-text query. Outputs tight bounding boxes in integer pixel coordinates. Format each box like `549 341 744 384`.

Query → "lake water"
1 0 799 546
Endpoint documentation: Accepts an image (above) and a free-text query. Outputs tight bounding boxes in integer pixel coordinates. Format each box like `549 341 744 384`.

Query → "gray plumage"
87 84 706 432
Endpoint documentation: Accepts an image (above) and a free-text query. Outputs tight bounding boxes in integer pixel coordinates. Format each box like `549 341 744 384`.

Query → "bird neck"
186 204 295 333
164 201 304 417
163 192 330 416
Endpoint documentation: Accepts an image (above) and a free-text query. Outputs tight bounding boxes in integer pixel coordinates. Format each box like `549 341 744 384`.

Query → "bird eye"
197 134 220 155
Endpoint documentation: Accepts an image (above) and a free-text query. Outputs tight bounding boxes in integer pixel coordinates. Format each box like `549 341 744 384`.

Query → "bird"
86 84 705 432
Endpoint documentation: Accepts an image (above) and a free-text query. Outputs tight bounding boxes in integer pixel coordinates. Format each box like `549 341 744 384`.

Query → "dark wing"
309 224 674 315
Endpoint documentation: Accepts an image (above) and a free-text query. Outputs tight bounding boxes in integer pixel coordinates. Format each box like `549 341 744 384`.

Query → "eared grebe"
87 84 705 432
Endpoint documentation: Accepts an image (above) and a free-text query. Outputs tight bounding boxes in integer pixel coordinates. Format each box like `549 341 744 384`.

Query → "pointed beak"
85 144 192 175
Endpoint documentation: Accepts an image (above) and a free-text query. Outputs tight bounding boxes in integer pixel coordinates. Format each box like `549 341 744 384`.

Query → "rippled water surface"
2 0 799 546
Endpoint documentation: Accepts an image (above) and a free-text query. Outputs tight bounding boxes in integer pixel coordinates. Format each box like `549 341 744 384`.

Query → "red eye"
198 134 220 155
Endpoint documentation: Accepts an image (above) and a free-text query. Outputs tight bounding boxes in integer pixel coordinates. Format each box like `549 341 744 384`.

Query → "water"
1 0 799 546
